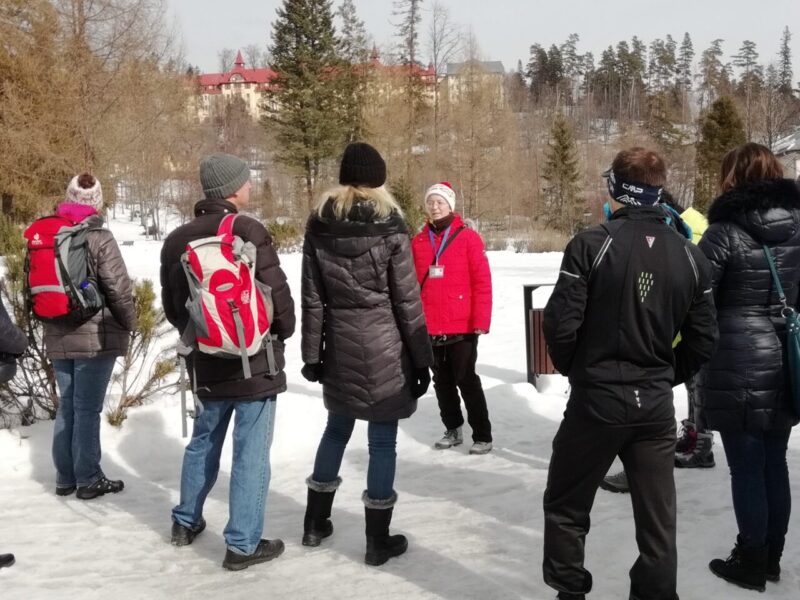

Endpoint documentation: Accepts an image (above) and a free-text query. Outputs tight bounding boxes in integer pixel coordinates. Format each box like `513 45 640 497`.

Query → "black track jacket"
543 206 718 425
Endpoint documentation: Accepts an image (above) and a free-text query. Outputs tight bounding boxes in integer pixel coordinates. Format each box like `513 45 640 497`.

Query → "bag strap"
217 213 238 237
762 244 791 312
420 225 466 289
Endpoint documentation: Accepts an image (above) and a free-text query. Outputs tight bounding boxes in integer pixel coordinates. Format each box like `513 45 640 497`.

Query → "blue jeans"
52 357 117 488
720 428 792 549
172 398 277 555
312 412 398 500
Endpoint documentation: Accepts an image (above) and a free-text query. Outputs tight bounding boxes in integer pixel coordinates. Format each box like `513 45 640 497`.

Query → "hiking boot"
365 506 407 566
469 441 493 455
302 482 338 547
222 539 285 571
56 485 76 497
599 469 629 493
675 419 697 454
76 477 124 500
709 537 767 592
0 554 14 569
675 431 715 468
171 517 206 546
434 427 463 449
766 539 784 582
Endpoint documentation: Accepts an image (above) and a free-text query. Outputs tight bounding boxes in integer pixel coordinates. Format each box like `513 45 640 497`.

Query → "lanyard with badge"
428 225 451 279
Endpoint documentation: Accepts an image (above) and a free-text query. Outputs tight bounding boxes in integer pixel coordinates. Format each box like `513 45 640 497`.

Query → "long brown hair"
720 143 784 192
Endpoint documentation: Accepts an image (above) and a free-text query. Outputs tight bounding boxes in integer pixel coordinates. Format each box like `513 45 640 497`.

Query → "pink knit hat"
65 174 103 209
424 181 457 211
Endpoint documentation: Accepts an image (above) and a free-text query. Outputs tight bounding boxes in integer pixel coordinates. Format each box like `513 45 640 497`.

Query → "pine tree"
694 96 746 212
389 177 425 232
392 0 425 178
676 33 694 89
541 114 583 234
778 26 793 95
337 0 370 141
697 39 728 112
733 40 762 140
264 0 346 208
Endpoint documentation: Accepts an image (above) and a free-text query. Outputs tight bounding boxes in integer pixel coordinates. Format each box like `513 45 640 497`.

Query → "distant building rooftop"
774 128 800 156
446 61 505 76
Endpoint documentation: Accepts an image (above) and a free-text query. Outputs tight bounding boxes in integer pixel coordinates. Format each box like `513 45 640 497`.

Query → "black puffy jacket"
697 178 800 432
301 196 433 422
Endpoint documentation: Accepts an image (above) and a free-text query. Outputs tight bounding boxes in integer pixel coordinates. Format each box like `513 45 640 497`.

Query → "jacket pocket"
448 292 471 323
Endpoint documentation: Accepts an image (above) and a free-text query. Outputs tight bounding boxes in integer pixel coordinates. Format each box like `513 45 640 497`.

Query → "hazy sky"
168 0 800 78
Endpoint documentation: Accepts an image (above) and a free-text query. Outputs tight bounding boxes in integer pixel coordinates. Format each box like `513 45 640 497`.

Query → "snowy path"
1 218 799 599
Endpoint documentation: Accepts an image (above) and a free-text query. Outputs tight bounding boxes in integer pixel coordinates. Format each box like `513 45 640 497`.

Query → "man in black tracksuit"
541 148 718 600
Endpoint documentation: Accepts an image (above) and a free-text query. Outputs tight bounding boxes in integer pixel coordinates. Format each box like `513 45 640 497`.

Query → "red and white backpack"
180 214 275 378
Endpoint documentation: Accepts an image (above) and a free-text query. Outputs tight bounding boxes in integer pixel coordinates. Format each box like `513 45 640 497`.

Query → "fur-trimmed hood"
707 178 800 244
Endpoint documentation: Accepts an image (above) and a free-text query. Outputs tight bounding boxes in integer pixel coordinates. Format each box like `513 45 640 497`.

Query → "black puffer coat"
301 197 433 422
697 178 800 432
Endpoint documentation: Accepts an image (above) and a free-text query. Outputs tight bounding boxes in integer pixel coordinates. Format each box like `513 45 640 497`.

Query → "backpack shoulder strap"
217 213 238 237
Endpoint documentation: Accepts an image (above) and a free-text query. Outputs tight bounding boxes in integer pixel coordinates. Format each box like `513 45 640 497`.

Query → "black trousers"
431 335 492 443
543 414 677 600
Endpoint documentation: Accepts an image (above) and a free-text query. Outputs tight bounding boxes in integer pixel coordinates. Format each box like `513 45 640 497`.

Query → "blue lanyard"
428 225 452 265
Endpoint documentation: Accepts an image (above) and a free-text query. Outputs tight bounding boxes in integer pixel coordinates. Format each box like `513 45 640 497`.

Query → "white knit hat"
65 174 103 208
424 181 456 211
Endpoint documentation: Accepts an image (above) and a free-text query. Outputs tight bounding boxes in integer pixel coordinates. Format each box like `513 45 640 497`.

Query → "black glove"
411 367 431 399
301 363 323 383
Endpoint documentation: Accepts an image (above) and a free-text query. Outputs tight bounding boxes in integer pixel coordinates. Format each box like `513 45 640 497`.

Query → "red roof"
197 51 277 89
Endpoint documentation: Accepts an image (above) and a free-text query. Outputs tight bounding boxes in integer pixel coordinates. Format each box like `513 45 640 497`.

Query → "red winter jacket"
411 213 492 335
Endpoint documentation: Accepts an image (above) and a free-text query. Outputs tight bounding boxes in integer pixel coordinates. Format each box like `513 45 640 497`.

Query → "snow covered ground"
1 214 799 600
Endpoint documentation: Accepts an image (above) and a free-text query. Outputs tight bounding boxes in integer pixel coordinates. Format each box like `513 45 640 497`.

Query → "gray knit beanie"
199 153 250 200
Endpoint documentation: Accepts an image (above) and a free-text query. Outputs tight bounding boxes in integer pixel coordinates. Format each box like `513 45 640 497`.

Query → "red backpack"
24 216 104 324
180 214 276 378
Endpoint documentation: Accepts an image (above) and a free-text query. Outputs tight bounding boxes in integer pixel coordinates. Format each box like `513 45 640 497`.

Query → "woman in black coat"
299 143 433 566
698 143 800 591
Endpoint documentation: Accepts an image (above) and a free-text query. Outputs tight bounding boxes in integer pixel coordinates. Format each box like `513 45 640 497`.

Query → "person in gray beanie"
160 152 295 571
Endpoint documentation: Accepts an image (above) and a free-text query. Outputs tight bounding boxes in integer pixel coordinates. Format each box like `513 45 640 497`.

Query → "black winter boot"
709 537 767 592
171 517 206 546
302 477 340 547
363 492 407 566
0 553 14 569
766 538 784 582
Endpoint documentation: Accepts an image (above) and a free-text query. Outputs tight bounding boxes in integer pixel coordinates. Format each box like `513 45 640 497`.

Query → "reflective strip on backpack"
30 285 65 294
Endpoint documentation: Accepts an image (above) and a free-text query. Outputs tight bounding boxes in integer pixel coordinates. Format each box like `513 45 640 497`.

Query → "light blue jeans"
52 357 117 488
172 397 277 555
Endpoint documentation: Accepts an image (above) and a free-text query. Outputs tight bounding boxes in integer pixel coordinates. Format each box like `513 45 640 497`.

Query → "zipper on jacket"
683 246 699 286
589 236 613 277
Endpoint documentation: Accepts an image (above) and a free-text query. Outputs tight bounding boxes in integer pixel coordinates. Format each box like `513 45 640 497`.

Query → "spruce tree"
541 114 583 234
264 0 346 208
778 27 793 95
337 0 370 141
694 96 746 212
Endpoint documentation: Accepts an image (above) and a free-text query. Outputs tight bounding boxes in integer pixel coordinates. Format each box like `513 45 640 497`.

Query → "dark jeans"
312 412 398 500
52 357 117 488
720 428 792 550
432 335 492 442
543 414 677 600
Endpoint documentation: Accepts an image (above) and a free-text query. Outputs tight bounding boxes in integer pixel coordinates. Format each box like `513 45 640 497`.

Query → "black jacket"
697 178 800 432
160 199 295 401
543 206 717 425
301 197 433 422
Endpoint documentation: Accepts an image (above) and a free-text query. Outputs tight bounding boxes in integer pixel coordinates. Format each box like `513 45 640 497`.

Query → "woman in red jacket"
411 182 493 454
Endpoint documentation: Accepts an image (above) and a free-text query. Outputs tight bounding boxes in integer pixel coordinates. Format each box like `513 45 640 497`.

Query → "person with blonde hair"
300 142 433 565
699 142 800 591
